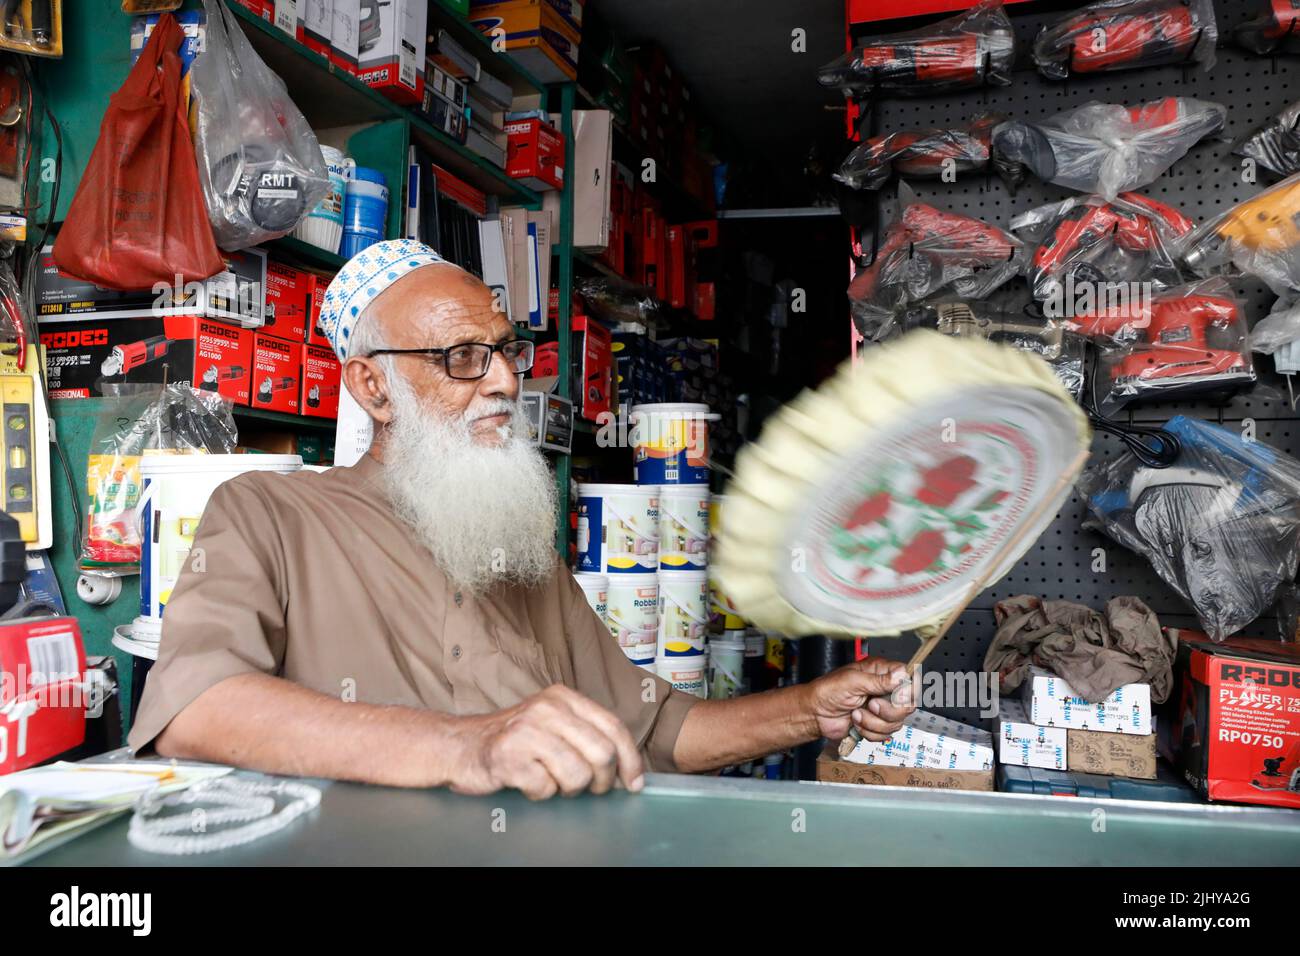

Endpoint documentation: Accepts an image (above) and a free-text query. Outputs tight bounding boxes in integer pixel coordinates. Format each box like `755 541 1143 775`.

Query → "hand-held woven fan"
713 331 1091 676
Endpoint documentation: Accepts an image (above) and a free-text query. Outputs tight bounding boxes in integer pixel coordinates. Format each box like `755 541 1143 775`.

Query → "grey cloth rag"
983 595 1177 704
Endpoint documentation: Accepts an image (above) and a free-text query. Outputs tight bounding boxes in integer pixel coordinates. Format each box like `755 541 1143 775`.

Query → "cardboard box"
1024 666 1152 735
546 110 612 250
36 242 267 328
506 118 565 192
1173 629 1300 809
301 341 342 419
470 0 581 83
420 83 470 142
251 333 302 414
235 0 274 21
39 316 253 403
995 698 1067 771
330 0 360 73
521 377 573 453
843 709 995 772
273 0 299 35
1067 725 1157 779
817 745 994 792
472 0 582 33
0 617 87 775
299 0 333 57
263 261 312 342
357 0 426 105
304 270 335 348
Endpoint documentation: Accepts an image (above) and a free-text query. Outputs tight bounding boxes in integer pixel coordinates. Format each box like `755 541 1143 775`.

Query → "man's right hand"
451 685 645 800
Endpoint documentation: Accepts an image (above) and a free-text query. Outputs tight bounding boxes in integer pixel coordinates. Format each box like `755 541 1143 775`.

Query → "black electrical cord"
1083 338 1182 469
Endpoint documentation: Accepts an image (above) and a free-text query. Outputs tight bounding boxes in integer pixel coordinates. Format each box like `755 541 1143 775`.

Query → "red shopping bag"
52 14 223 290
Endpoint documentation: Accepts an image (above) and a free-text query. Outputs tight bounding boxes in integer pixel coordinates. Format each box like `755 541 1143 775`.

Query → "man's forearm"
670 684 821 773
154 673 472 788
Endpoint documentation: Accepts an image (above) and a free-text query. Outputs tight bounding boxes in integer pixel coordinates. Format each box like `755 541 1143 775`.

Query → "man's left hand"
808 658 915 743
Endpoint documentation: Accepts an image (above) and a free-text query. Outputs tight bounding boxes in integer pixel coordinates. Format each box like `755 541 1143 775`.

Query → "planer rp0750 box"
1170 628 1300 809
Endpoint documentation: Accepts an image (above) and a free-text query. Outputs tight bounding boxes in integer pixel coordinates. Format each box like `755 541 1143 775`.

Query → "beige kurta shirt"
127 454 698 772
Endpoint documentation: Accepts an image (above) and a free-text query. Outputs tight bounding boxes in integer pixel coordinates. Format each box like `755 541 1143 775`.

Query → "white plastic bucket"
708 634 744 700
139 454 302 619
658 485 710 571
605 577 658 667
574 573 609 622
575 483 659 575
293 145 353 254
630 403 716 486
657 568 709 659
657 653 707 699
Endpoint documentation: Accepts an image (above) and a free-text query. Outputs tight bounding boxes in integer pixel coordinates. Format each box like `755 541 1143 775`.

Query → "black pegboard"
854 0 1300 723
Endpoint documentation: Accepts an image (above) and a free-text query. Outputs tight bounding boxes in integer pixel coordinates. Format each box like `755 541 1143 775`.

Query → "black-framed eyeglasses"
367 338 535 380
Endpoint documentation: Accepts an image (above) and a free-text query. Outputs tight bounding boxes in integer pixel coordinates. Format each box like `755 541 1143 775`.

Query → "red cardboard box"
252 332 302 414
1172 628 1300 809
40 316 253 404
572 315 612 421
0 617 87 775
305 270 335 348
234 0 274 21
667 225 689 309
302 342 342 419
264 261 311 342
506 118 565 192
693 281 716 321
640 206 661 293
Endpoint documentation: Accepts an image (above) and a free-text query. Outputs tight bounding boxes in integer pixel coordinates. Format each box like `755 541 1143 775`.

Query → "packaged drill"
1232 97 1300 180
818 0 1015 99
990 97 1226 199
848 189 1024 339
1012 192 1194 302
1033 0 1217 80
834 113 1003 191
1182 172 1300 295
1234 0 1300 55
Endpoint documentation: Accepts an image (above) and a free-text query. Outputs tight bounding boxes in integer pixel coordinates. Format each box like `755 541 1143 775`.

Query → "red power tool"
100 335 175 377
849 201 1021 337
836 114 1002 192
1033 0 1217 79
1235 0 1300 54
1025 192 1193 299
1068 287 1254 401
199 363 246 392
818 0 1016 98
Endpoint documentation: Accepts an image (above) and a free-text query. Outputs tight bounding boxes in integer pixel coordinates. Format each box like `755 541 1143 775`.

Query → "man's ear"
342 355 397 426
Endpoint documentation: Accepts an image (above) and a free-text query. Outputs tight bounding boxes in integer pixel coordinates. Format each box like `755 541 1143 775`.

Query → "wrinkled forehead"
370 264 507 348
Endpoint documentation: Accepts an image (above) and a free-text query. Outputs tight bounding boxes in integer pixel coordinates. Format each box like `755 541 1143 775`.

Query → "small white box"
845 710 994 772
330 0 360 72
996 698 1067 770
1023 666 1152 735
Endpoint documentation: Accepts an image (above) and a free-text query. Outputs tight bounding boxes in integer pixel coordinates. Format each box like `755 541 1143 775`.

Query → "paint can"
657 568 709 658
573 573 609 622
575 483 659 575
708 633 744 700
656 653 707 699
630 403 715 486
605 576 659 668
657 485 710 571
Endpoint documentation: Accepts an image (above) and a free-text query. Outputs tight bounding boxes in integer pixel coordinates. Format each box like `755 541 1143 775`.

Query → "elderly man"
128 240 914 799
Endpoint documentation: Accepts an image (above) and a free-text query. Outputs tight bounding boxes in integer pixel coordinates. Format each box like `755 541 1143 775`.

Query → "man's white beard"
380 374 558 596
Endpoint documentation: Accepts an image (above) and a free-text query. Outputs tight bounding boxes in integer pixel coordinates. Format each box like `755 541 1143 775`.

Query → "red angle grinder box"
0 616 87 775
1170 628 1300 809
263 260 312 342
301 342 342 420
40 316 254 404
251 332 302 414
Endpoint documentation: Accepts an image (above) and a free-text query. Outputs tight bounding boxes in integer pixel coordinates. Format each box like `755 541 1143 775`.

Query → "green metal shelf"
229 3 539 206
233 406 337 433
264 235 347 273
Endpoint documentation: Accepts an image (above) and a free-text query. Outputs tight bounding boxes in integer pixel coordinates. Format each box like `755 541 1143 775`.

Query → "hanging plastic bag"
1032 0 1217 80
1011 191 1193 302
834 113 1003 192
1232 97 1300 180
1181 172 1300 295
991 98 1226 200
817 0 1015 98
848 187 1024 338
191 0 329 250
1234 0 1300 55
80 385 237 572
1080 416 1300 641
52 14 224 291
